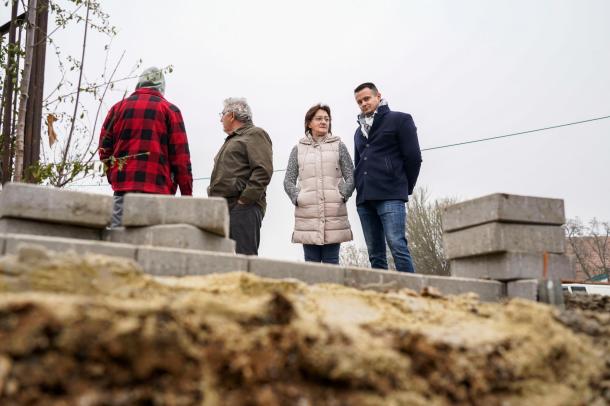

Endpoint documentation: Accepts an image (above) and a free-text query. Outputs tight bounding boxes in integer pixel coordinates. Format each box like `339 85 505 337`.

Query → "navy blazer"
354 104 422 205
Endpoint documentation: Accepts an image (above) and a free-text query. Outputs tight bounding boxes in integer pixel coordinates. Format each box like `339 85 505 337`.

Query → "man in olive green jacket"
208 97 273 255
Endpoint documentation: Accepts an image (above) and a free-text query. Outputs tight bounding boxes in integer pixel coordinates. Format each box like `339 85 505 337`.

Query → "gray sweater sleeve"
338 142 355 201
283 146 299 205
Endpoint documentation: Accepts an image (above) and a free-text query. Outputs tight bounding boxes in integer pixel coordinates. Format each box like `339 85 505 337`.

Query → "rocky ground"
0 245 609 405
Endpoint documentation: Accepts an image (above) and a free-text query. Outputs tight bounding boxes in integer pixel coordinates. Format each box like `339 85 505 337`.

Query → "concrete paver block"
423 274 504 302
443 222 565 259
0 183 112 228
442 193 565 232
248 258 345 285
344 267 503 301
450 253 575 281
3 233 136 259
344 267 425 292
506 279 538 301
122 194 229 237
137 247 247 276
0 218 101 240
103 224 235 253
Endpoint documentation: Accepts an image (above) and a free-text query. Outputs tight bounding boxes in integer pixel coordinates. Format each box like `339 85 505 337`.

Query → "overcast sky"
3 0 609 261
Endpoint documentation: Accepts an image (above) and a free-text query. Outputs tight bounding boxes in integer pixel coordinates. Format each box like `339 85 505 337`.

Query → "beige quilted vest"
292 134 353 245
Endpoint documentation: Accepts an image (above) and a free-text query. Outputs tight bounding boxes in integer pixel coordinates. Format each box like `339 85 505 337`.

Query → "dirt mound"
565 293 610 312
0 245 609 405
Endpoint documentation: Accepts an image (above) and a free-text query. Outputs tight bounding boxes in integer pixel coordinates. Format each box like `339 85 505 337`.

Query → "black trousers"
229 203 263 255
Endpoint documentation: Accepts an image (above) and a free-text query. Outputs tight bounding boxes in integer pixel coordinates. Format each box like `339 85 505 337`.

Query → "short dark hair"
354 82 378 94
304 103 332 134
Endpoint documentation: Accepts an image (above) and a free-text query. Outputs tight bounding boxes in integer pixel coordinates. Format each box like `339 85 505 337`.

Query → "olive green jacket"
208 124 273 214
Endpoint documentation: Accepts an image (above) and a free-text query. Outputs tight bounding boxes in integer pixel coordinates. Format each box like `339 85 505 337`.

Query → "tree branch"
58 0 90 183
82 50 124 164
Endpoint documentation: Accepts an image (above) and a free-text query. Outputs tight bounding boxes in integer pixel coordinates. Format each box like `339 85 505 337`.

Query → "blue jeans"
357 200 415 273
303 243 341 264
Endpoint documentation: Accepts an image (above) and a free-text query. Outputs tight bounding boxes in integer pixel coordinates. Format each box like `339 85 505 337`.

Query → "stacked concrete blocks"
0 229 507 302
121 194 229 236
0 183 537 302
103 224 235 253
442 193 575 301
103 194 235 253
0 183 112 240
0 232 249 278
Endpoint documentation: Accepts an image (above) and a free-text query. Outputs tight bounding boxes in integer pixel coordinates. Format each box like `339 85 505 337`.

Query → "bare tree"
13 0 38 182
56 0 90 185
2 0 146 186
340 243 370 268
339 243 398 271
565 218 610 281
407 188 457 276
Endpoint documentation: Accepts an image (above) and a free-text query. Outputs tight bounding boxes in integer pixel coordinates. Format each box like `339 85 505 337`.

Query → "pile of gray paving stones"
104 193 234 253
0 182 241 276
0 183 570 303
442 193 575 301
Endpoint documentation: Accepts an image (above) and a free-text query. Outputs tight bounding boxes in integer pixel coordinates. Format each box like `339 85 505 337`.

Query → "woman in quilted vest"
283 103 355 264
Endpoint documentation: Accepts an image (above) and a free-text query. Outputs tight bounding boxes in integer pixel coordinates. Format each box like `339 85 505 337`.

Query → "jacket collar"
227 123 254 139
299 132 340 145
375 102 390 116
133 88 165 98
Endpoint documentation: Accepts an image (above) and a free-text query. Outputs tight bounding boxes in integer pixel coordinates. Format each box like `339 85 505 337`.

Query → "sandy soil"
0 245 609 405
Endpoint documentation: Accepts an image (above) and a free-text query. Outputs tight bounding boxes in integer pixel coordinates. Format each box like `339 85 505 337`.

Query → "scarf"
357 99 388 138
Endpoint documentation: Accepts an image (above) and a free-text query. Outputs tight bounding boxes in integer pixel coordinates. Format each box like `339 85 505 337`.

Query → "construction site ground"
0 246 609 406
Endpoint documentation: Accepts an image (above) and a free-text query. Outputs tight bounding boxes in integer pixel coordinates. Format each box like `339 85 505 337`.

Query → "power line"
67 113 610 188
421 114 610 151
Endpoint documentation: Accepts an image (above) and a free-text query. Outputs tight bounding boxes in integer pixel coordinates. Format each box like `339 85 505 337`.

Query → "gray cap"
136 66 166 94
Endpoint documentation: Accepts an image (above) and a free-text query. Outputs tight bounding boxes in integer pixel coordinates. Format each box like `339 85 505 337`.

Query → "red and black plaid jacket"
98 88 193 195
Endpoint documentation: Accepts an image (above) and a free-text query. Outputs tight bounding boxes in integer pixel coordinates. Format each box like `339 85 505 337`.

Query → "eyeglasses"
219 111 231 118
313 116 330 122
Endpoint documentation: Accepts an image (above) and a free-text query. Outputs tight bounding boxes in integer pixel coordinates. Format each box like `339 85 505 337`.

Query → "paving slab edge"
0 232 505 301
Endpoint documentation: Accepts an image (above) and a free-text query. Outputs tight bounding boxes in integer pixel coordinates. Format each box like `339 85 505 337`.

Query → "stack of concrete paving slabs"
442 193 575 301
0 182 112 240
103 193 235 253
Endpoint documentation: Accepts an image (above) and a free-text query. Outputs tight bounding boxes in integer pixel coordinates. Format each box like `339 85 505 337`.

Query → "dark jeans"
357 200 415 273
303 243 341 264
230 203 263 255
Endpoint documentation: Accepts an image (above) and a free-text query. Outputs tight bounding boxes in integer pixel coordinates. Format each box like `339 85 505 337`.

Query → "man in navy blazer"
353 82 422 273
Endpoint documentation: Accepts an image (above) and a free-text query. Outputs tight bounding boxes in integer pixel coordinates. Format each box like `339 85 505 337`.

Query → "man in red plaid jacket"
99 67 193 227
